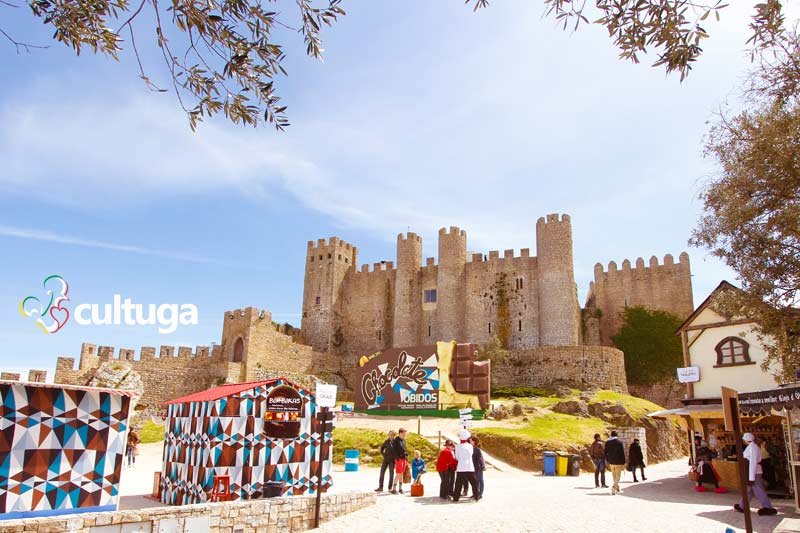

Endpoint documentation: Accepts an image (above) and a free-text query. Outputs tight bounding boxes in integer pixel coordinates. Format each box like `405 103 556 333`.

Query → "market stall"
0 380 134 520
739 383 800 512
160 378 332 506
650 403 791 495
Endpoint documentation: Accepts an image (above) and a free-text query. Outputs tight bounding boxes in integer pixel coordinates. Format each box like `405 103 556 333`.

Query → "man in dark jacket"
589 433 607 489
375 430 396 492
604 430 626 495
628 438 646 482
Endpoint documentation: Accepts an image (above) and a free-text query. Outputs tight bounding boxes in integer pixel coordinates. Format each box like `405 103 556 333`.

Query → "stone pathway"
321 459 796 533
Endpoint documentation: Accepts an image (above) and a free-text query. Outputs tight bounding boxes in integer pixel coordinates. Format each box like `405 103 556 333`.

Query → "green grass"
138 420 166 444
332 428 439 467
590 390 663 420
491 386 554 398
475 413 606 449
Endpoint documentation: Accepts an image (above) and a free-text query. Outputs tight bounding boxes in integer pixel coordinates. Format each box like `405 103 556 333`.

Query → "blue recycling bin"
345 449 360 472
543 451 557 476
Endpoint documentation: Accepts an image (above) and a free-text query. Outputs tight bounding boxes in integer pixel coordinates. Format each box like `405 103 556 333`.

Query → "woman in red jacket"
436 440 458 500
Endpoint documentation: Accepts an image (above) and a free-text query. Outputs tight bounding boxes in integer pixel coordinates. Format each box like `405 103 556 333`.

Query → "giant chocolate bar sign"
355 346 440 410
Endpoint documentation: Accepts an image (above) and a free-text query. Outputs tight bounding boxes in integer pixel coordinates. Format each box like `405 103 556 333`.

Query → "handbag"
403 463 412 484
410 481 424 497
688 467 700 482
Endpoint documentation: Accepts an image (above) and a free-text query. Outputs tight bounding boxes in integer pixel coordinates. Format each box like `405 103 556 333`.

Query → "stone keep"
301 213 693 359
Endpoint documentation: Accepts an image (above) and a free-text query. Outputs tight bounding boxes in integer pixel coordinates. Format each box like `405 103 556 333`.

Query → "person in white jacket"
734 433 777 516
452 429 480 502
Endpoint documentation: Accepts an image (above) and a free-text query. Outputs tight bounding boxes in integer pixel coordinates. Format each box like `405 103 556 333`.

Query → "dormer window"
715 337 753 367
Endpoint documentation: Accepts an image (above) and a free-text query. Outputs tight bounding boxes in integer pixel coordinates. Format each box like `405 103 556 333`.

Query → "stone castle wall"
302 214 583 361
492 346 628 392
587 253 693 345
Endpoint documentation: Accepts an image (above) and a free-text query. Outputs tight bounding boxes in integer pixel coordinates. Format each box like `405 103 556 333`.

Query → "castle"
301 213 693 357
8 212 695 407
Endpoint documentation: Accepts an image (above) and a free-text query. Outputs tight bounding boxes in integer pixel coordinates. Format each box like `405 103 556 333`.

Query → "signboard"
264 385 303 438
355 346 440 410
676 366 700 383
721 386 739 432
316 383 338 409
739 384 800 416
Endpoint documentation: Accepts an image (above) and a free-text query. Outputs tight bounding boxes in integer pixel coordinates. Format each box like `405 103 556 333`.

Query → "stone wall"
492 346 628 392
628 380 684 409
0 372 20 381
588 253 693 346
0 492 375 532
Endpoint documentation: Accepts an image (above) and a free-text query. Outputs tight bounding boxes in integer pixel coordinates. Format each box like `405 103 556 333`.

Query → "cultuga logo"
361 351 427 404
19 275 70 334
20 275 199 334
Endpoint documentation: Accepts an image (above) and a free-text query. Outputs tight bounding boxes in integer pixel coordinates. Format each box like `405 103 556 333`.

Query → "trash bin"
543 451 557 476
556 452 569 476
264 481 284 498
568 454 581 476
345 449 360 472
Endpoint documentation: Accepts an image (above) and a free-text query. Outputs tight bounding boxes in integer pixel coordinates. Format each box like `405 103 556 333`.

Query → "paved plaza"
321 459 799 533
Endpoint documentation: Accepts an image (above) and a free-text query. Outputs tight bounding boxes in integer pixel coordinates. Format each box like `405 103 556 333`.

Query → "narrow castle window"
319 255 323 260
515 277 524 290
488 323 492 334
338 254 342 260
518 320 522 332
345 257 349 263
428 325 431 337
315 296 321 305
378 329 382 341
328 253 332 259
424 289 437 303
310 256 314 262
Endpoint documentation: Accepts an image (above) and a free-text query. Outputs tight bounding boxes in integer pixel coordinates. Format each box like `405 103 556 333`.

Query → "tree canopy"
1 1 791 129
611 306 684 386
690 28 800 379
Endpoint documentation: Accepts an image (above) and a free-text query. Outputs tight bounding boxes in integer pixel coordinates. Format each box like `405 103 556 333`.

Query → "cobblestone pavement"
321 459 797 533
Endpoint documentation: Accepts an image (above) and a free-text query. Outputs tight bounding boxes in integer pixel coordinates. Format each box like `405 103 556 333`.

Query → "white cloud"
0 224 227 264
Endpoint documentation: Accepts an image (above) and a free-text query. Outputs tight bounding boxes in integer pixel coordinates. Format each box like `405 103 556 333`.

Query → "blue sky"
0 2 776 377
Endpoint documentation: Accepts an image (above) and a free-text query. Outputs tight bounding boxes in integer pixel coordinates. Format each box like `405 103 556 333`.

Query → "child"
411 450 426 483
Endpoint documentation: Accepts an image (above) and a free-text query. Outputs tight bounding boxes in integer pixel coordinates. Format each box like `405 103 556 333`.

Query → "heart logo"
19 275 70 334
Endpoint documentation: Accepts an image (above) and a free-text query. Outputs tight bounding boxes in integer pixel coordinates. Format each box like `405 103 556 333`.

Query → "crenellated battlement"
356 261 396 274
438 226 467 237
68 342 223 371
307 236 356 251
467 248 535 264
536 213 571 227
593 252 690 277
224 307 273 322
397 232 422 242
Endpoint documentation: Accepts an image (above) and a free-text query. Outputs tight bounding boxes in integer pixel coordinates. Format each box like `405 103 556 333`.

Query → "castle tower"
393 232 423 346
436 227 467 343
301 237 358 352
536 214 580 345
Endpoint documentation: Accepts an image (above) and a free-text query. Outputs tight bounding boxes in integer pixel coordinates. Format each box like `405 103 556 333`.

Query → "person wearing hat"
452 429 480 502
734 432 778 516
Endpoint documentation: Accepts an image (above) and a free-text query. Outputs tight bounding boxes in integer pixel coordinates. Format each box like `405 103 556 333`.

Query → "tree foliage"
611 306 684 386
690 28 800 379
469 1 787 81
2 0 343 130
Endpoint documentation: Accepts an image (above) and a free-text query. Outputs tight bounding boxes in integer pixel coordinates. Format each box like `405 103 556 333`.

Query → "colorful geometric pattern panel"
160 379 332 506
0 383 131 519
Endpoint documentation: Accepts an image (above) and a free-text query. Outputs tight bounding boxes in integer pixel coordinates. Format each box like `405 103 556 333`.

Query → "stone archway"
232 337 244 363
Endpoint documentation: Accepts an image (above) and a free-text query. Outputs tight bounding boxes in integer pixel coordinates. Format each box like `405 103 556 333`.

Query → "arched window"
715 337 752 367
232 337 244 363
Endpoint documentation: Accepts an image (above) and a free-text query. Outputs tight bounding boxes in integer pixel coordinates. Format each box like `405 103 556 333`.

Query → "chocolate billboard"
354 341 490 411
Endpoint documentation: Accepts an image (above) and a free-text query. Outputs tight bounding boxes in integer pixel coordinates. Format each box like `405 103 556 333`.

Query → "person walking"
126 428 140 467
391 428 409 494
628 438 646 482
452 429 480 502
604 430 626 495
470 435 486 498
734 433 778 516
375 430 396 492
589 433 607 489
436 440 458 500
